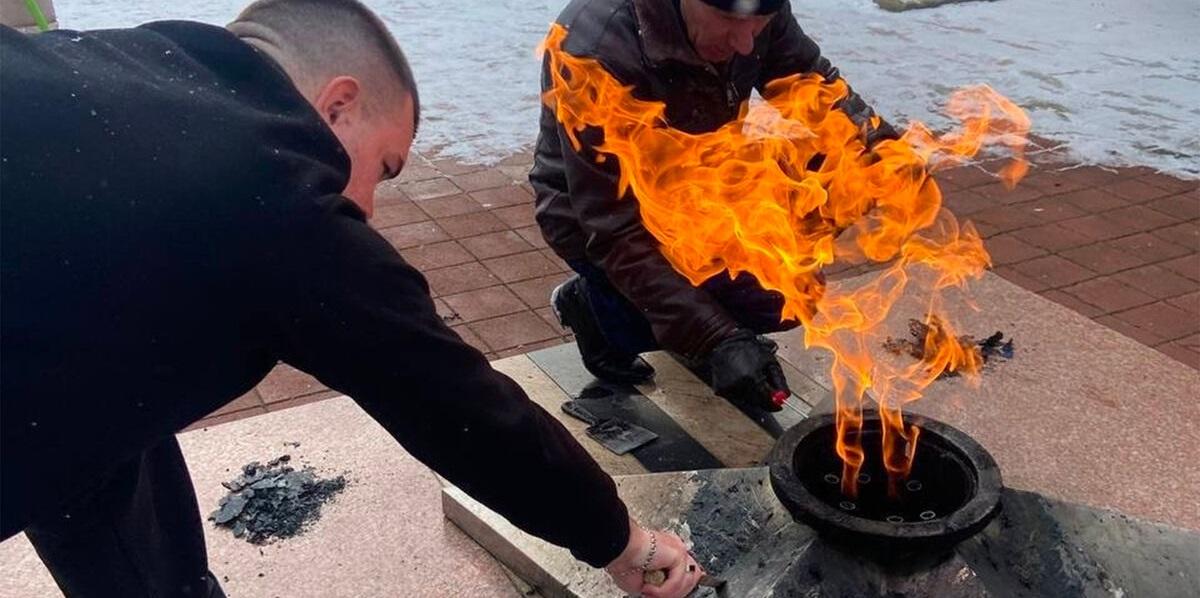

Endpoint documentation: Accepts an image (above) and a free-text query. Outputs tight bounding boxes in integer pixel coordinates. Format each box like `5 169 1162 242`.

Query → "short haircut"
228 0 419 130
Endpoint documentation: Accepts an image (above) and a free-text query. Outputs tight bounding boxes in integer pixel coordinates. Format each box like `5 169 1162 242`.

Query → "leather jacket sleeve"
554 117 740 359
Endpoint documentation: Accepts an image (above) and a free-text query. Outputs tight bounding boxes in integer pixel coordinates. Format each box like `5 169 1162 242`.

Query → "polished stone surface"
773 270 1200 531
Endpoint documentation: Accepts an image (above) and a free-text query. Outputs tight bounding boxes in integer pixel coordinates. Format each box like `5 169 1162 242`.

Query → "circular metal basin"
769 410 1002 551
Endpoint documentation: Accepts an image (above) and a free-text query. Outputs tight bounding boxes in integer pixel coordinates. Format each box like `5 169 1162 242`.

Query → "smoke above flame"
538 24 1030 496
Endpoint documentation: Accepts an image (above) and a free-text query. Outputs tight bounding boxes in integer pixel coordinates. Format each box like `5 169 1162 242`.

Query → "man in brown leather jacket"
531 0 896 410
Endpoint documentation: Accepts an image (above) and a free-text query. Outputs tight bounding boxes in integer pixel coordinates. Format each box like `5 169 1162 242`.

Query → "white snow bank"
54 0 1200 177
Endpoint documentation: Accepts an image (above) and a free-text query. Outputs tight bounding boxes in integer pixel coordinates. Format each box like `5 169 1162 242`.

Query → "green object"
24 0 51 32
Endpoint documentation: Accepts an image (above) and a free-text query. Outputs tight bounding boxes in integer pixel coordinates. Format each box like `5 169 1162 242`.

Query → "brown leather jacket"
530 0 896 359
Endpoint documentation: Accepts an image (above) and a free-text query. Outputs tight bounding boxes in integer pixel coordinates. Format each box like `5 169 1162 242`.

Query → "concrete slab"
772 270 1200 530
444 468 1200 598
0 397 519 598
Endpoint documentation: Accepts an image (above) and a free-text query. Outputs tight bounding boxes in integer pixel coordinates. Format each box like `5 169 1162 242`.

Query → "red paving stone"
417 193 485 219
436 211 509 239
450 168 513 193
257 364 330 404
482 251 561 283
401 177 462 201
470 184 534 208
196 152 1200 429
378 221 449 249
468 311 560 352
424 261 502 297
399 240 475 271
441 286 528 323
371 200 428 228
458 230 535 260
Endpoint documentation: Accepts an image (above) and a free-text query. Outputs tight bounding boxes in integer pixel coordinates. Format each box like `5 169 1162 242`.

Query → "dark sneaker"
551 275 656 385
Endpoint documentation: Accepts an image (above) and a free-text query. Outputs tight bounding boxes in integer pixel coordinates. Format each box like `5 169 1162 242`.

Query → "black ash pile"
210 455 347 544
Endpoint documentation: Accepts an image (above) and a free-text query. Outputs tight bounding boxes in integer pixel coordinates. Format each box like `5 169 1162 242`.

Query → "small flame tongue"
539 24 1029 496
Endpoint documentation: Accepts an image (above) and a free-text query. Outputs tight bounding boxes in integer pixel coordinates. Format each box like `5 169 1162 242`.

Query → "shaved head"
228 0 419 129
228 0 419 217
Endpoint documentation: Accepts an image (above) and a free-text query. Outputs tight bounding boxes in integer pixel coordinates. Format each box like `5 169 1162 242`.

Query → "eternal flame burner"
769 410 1002 551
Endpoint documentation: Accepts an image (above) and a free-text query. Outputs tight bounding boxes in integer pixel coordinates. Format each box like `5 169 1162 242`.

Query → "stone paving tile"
470 184 534 209
468 311 560 352
374 182 411 207
482 250 561 283
434 298 463 327
264 391 340 413
1011 223 1097 252
1106 233 1191 264
1153 220 1199 249
1063 277 1156 314
371 200 428 229
1100 205 1180 233
940 189 997 216
1055 187 1129 212
401 177 462 201
1040 290 1105 319
1059 242 1147 275
1112 302 1198 341
441 286 528 323
1093 314 1170 347
416 193 485 219
378 220 449 249
508 273 570 310
1146 193 1200 221
515 225 550 249
436 211 509 239
540 248 573 273
450 169 513 193
1009 255 1097 290
399 240 475 271
430 158 484 176
257 364 330 404
491 204 537 228
1161 254 1200 282
1158 340 1200 370
1111 264 1195 299
536 306 570 336
1166 290 1200 318
452 324 494 357
424 262 501 297
985 233 1047 265
209 389 265 417
458 230 535 260
1105 177 1179 203
186 406 269 432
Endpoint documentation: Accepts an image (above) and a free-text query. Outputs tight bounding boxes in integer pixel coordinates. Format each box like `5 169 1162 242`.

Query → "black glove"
708 330 791 412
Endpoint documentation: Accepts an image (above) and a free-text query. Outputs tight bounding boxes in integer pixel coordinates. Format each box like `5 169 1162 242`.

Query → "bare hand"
604 518 703 598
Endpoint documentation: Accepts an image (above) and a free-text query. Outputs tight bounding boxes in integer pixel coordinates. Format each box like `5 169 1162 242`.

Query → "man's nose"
730 27 755 56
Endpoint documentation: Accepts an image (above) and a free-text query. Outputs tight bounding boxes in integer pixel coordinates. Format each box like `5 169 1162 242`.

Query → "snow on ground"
54 0 1200 177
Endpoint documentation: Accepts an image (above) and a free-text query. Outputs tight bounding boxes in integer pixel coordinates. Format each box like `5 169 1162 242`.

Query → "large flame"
539 24 1029 496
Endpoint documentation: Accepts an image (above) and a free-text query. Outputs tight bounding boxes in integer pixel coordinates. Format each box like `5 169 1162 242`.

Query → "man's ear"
313 76 362 126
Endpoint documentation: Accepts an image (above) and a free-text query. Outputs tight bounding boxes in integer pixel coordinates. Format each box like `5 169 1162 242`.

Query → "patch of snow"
54 0 1199 176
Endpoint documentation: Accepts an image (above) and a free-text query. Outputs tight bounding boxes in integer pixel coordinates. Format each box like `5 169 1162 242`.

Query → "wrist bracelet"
639 531 657 571
607 529 658 577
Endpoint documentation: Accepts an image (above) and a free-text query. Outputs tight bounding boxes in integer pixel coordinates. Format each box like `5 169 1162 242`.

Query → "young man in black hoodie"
0 1 700 596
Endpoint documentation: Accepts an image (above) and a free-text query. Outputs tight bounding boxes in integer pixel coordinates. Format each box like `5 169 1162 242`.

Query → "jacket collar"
632 0 709 68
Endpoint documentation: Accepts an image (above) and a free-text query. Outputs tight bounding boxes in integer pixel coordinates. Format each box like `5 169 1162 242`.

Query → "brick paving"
189 146 1199 430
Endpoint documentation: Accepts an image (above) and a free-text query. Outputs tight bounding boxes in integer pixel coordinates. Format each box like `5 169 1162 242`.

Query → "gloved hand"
708 330 791 412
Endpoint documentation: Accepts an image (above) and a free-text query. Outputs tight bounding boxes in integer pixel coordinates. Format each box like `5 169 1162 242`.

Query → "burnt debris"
883 318 1014 377
210 455 347 544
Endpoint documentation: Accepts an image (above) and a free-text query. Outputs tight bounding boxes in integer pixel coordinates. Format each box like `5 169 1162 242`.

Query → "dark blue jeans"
568 260 798 356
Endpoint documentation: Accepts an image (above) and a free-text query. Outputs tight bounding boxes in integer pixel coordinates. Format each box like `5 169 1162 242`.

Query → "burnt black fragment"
209 455 347 544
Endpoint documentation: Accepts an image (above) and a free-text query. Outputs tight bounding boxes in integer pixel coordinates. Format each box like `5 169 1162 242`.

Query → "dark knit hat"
698 0 786 16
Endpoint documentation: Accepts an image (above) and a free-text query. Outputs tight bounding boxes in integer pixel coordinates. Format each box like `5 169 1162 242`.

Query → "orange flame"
539 24 1029 496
